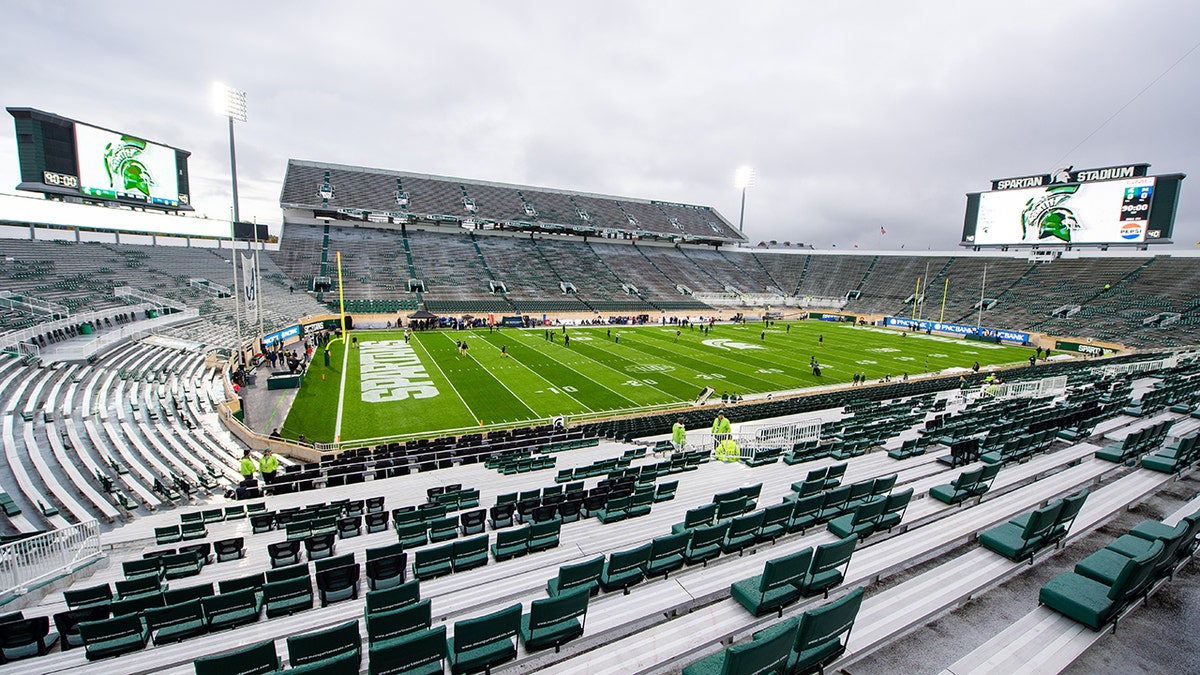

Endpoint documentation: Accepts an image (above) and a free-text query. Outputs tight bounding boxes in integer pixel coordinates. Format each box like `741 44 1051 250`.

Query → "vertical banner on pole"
241 253 258 326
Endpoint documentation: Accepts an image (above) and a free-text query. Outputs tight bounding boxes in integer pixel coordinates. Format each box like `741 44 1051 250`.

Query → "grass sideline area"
282 320 1038 443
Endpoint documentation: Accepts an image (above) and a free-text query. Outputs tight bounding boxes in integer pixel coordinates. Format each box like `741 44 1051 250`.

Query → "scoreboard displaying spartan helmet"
961 163 1185 248
8 107 193 212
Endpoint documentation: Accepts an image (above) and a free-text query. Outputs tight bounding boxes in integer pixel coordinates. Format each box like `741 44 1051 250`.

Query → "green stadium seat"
730 547 813 617
599 543 651 594
1039 540 1163 629
79 614 149 661
365 580 422 616
413 543 454 581
64 584 113 610
547 555 605 597
316 563 361 607
684 522 730 566
144 599 207 645
520 586 590 652
672 503 717 534
645 532 691 579
0 615 60 661
287 619 361 670
451 535 489 573
721 511 765 556
201 588 261 630
447 604 521 675
367 599 432 645
368 625 446 675
194 639 279 675
366 552 407 591
979 501 1063 563
799 534 858 598
528 519 562 552
682 614 797 675
786 586 866 675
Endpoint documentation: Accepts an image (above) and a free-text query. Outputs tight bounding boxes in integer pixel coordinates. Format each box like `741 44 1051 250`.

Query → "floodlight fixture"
734 166 756 190
213 83 247 122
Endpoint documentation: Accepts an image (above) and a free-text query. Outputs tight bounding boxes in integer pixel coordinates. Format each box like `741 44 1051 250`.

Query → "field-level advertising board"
961 163 1185 248
8 107 193 212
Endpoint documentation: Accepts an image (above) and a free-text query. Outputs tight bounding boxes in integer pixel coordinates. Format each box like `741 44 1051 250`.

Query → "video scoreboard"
8 107 192 212
962 163 1184 247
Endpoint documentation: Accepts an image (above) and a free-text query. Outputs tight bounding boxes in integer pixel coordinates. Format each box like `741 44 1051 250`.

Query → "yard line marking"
492 329 648 403
529 330 683 403
467 336 596 414
438 334 542 419
410 334 480 423
334 338 349 442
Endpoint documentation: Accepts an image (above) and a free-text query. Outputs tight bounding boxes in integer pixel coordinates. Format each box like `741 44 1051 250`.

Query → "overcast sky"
1 1 1197 249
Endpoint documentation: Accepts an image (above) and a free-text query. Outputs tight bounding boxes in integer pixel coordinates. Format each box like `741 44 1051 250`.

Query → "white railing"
46 308 200 363
0 304 150 354
1102 356 1177 378
742 417 823 447
0 519 102 599
979 375 1068 400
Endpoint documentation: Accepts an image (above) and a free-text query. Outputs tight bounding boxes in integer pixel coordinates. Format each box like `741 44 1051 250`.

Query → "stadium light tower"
734 166 756 233
212 83 247 223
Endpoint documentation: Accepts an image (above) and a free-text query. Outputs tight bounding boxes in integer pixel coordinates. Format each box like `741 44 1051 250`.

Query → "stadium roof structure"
280 159 747 245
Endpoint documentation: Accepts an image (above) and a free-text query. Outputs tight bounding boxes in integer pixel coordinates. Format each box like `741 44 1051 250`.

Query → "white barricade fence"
689 421 819 461
1101 355 1178 378
0 519 102 599
987 375 1069 399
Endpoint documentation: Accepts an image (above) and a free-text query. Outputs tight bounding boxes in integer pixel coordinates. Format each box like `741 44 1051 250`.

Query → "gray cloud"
0 1 1196 249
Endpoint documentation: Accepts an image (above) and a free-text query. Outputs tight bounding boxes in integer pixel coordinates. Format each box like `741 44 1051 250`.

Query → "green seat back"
761 548 813 593
368 625 446 675
287 619 361 668
194 639 278 675
790 586 865 673
365 580 421 615
552 556 605 594
367 599 431 644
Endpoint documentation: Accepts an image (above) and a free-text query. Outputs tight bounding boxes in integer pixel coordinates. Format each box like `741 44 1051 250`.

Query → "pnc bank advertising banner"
885 317 1029 343
262 324 301 347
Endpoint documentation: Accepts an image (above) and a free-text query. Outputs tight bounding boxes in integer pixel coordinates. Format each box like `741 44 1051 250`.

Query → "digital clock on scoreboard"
42 171 78 189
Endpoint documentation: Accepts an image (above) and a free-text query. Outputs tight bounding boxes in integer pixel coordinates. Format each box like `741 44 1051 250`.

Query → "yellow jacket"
239 457 257 477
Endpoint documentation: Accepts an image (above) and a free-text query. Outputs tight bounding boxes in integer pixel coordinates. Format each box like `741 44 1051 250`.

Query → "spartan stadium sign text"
990 164 1149 191
359 340 440 403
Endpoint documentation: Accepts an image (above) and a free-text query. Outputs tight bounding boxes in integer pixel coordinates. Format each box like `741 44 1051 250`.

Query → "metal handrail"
0 519 102 600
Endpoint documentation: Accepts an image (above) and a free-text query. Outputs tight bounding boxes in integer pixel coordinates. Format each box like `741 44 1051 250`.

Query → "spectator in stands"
972 361 980 373
235 477 258 500
1029 355 1037 367
239 450 257 482
671 418 687 454
269 428 281 439
259 449 279 484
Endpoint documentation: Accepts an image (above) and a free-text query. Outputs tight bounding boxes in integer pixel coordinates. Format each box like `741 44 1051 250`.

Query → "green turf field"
281 320 1038 443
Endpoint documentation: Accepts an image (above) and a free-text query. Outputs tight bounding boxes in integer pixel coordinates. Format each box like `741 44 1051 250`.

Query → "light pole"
214 83 247 367
734 166 756 234
213 83 247 223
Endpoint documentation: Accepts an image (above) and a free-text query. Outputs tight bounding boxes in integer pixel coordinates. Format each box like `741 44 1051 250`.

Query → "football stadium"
1 7 1199 675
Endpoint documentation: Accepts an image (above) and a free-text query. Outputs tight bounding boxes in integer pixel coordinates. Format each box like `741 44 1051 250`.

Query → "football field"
282 320 1038 443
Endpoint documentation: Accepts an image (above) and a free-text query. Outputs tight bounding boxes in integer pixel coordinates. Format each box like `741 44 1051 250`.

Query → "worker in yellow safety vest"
239 450 257 481
716 438 740 462
671 419 687 454
711 411 732 453
259 448 280 484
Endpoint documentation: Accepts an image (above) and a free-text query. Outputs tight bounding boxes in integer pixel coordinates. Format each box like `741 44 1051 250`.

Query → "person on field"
501 344 508 357
671 418 687 454
259 448 279 484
